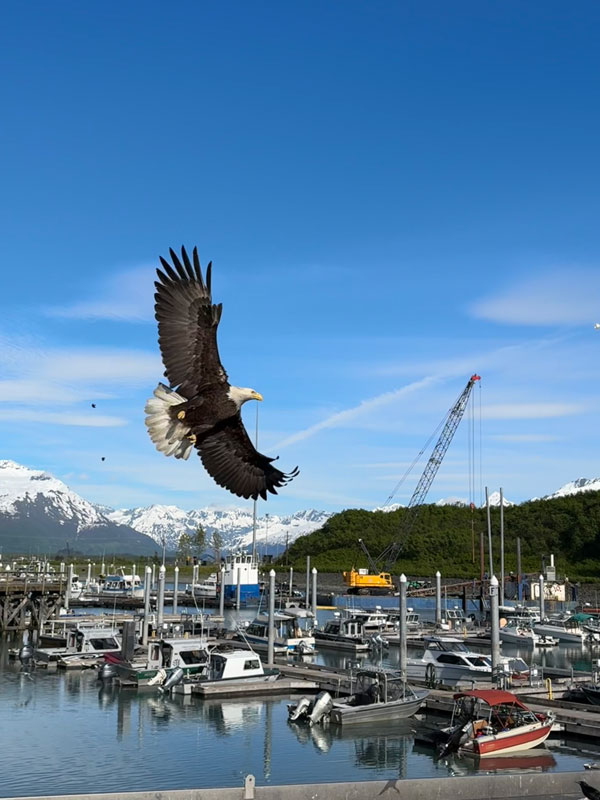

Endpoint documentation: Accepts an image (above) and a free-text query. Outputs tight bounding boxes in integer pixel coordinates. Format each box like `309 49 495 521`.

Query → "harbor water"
0 598 599 797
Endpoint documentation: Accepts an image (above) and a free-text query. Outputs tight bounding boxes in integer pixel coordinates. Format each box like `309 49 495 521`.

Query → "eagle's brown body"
145 246 298 501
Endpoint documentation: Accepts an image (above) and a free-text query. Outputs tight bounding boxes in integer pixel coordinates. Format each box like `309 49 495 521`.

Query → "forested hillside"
280 492 600 580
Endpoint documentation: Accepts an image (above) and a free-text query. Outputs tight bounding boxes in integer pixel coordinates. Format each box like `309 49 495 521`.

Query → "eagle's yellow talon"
187 433 197 444
177 410 186 420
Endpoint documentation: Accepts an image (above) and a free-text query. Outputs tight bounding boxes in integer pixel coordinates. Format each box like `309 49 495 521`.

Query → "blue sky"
1 1 599 514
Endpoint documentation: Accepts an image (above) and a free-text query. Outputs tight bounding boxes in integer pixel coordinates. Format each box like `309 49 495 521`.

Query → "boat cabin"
206 650 265 681
146 638 209 671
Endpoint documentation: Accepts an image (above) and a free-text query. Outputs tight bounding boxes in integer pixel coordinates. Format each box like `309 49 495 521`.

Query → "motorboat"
406 636 529 685
236 607 316 655
86 570 144 599
533 614 587 643
329 669 429 726
186 572 218 600
172 647 280 694
105 636 210 686
580 684 600 706
499 619 556 647
313 614 372 652
34 622 121 665
434 690 554 757
341 607 396 635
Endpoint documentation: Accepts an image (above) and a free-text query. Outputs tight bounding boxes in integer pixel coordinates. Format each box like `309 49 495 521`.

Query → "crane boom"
378 374 480 570
343 374 480 593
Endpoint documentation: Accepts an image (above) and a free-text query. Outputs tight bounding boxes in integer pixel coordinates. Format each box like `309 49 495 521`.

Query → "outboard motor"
18 643 34 662
99 662 116 681
308 691 333 726
288 696 311 722
160 668 185 692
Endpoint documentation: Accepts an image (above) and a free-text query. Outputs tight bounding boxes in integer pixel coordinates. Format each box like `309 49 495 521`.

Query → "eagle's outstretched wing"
195 415 299 500
154 246 227 397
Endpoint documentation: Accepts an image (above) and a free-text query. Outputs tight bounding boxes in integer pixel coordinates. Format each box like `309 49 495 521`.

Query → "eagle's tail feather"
145 383 193 460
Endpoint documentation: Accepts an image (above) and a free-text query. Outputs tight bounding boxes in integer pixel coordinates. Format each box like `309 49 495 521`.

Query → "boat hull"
463 722 553 756
330 690 429 725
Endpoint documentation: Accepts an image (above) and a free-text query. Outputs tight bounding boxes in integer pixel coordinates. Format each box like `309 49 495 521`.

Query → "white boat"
406 636 529 685
186 572 218 599
86 571 144 599
237 607 315 654
499 620 540 647
173 648 280 694
313 614 373 652
533 615 586 643
341 607 396 636
105 636 210 685
222 553 259 605
34 622 121 664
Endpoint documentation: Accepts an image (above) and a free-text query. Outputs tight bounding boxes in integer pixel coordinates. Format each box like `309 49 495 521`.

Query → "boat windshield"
465 655 489 667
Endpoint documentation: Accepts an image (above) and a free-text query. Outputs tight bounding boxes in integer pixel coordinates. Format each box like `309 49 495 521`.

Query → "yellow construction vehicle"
342 374 481 595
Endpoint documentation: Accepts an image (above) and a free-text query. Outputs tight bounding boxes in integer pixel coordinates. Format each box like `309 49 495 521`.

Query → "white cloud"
471 268 600 326
47 265 155 321
0 409 126 427
273 375 441 449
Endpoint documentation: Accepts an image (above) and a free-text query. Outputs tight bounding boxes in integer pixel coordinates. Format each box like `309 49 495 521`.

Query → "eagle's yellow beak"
252 391 263 401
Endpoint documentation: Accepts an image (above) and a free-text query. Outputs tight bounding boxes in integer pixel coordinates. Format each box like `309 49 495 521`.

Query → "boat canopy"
453 689 528 709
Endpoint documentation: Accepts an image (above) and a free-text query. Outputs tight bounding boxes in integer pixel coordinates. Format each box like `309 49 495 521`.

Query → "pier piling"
157 565 165 627
311 568 317 621
490 574 500 681
173 566 179 614
399 573 407 683
539 574 545 620
267 569 275 666
142 566 152 645
219 567 225 617
435 571 441 625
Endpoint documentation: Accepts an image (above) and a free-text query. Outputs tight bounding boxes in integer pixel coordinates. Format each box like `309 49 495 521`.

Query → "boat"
172 647 280 694
236 607 316 654
85 570 144 600
341 607 396 636
406 636 529 685
34 622 121 664
329 669 429 726
186 572 218 600
222 553 259 605
105 636 210 686
499 619 556 647
313 614 374 652
533 614 587 643
434 690 554 756
580 684 600 706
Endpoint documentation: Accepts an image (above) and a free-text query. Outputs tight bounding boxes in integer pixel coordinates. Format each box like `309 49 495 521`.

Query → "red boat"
447 689 554 757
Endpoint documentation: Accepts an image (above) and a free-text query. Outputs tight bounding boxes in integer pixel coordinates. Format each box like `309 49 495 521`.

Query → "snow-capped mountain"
0 460 158 555
108 504 331 553
541 477 600 501
0 460 107 529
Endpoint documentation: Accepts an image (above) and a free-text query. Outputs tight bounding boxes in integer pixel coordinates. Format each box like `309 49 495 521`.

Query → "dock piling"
490 575 500 682
219 567 225 617
157 565 165 628
499 487 505 607
311 567 317 621
267 569 275 666
142 566 152 645
435 571 441 625
539 574 545 620
399 573 407 683
65 563 73 611
288 566 293 603
173 566 179 614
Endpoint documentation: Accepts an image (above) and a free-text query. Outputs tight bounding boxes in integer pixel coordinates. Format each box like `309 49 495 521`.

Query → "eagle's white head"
228 386 263 408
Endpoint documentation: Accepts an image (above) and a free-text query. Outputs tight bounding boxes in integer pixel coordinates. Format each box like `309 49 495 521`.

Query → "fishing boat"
104 636 210 686
498 619 557 647
86 570 144 600
237 607 315 654
435 690 554 756
186 572 218 600
34 622 121 664
533 614 587 643
172 647 280 694
329 669 429 725
222 553 259 605
313 614 373 652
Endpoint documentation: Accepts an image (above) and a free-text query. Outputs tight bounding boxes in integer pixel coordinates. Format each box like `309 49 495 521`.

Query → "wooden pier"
0 578 65 632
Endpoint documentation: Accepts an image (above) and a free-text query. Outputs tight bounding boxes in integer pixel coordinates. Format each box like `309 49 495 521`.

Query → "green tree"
177 532 192 559
192 526 206 559
211 530 223 564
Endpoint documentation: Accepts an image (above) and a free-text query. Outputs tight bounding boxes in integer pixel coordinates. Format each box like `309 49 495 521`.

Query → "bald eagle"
144 246 299 500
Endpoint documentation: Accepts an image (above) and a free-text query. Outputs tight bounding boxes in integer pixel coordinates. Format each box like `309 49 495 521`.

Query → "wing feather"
155 246 228 396
195 415 299 501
